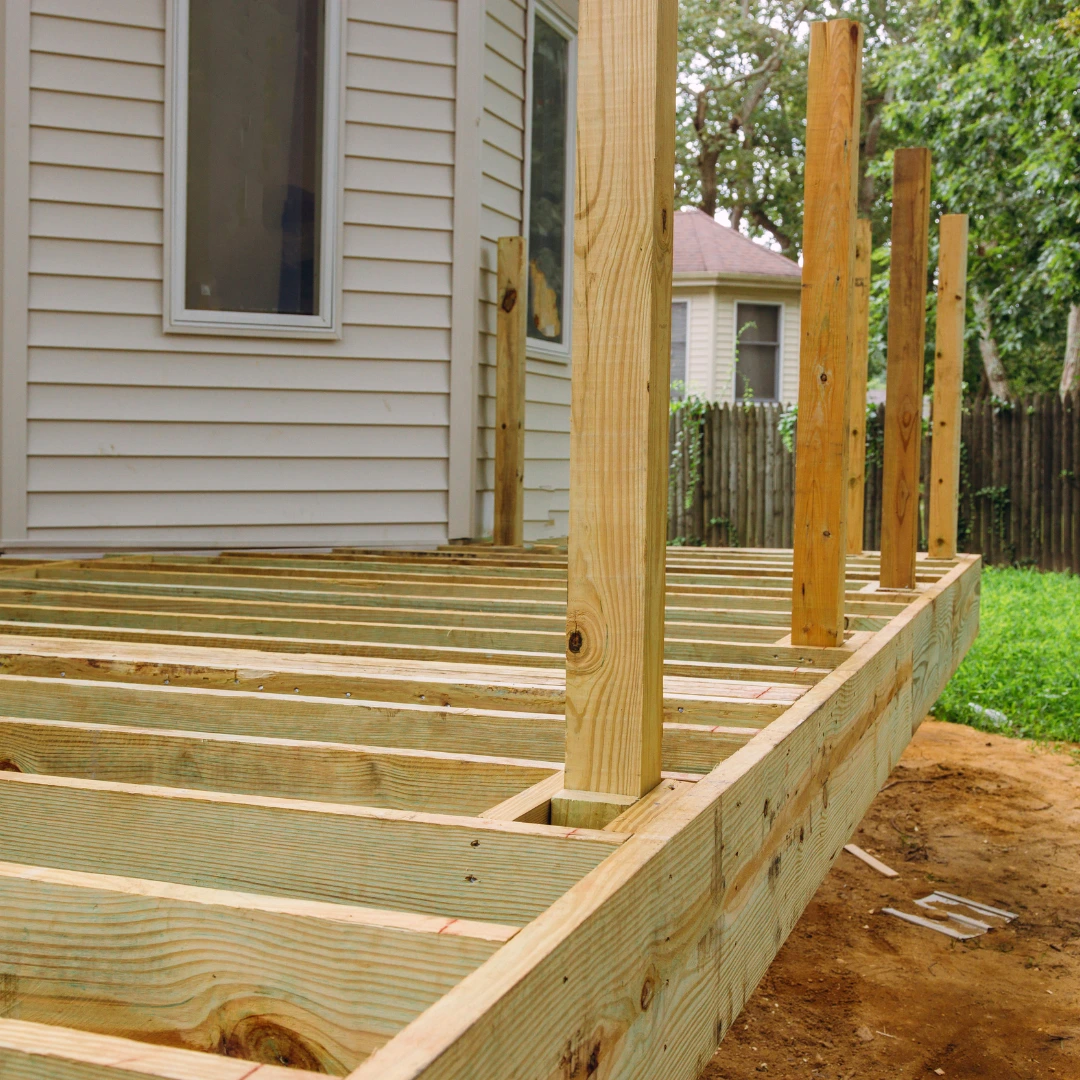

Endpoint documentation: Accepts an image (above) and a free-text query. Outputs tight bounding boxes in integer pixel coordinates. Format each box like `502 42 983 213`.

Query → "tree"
884 0 1080 397
676 0 918 255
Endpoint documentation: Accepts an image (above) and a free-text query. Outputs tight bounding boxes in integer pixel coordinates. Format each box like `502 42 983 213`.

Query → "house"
0 0 580 550
670 208 802 404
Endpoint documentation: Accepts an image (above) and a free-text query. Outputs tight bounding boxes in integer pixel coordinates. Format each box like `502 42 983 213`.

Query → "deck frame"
0 546 979 1079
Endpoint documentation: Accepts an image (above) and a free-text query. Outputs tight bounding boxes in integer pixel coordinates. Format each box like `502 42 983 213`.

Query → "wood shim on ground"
0 546 981 1079
844 842 900 877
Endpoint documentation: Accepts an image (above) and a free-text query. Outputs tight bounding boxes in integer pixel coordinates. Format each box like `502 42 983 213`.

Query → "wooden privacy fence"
669 393 1080 571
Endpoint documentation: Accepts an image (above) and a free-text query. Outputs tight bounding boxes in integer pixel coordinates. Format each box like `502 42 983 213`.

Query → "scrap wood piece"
843 842 898 877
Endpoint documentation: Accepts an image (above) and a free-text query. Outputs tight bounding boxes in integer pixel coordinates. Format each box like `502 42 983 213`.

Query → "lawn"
932 566 1080 743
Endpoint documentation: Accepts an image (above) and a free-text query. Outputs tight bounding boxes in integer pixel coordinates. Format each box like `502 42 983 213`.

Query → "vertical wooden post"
880 148 932 589
790 20 862 648
846 218 873 554
558 0 677 825
928 214 969 558
493 236 527 547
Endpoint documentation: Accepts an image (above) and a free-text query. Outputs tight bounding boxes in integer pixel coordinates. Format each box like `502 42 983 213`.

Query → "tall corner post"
559 0 678 826
928 214 969 559
880 148 932 589
846 218 873 555
493 236 528 548
791 19 863 648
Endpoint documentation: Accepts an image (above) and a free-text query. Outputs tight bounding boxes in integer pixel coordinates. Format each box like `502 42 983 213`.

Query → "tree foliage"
676 0 916 255
676 0 1080 394
884 0 1080 394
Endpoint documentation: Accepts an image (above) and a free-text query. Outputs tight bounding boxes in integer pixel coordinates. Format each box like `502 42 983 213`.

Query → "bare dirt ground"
703 720 1080 1080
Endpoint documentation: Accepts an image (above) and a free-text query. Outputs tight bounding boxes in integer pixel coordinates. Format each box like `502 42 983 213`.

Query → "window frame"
523 0 578 363
733 300 783 403
164 0 345 339
670 298 689 401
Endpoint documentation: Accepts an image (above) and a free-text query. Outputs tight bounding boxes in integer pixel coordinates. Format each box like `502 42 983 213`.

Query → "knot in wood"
567 630 584 655
501 288 518 313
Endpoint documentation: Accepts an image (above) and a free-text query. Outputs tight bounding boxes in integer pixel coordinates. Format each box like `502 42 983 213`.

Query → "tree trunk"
1060 302 1080 399
972 290 1011 399
698 147 718 219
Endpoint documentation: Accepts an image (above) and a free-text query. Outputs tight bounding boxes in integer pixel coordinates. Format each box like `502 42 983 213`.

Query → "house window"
167 0 342 335
735 302 781 400
526 5 576 357
670 300 689 400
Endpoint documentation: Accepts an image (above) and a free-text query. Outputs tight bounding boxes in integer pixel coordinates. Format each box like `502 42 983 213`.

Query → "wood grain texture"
847 218 873 554
0 715 557 815
0 772 623 925
791 20 863 646
880 148 933 588
347 556 980 1080
493 237 527 547
564 0 678 802
928 214 969 558
0 1018 324 1080
0 673 760 774
0 861 508 1075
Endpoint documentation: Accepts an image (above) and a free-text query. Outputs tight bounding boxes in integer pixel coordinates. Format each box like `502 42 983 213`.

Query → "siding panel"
24 1 460 543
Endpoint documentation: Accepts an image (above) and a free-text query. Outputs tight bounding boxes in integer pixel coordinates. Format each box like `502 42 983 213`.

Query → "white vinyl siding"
476 0 572 540
23 0 457 545
679 285 801 405
685 290 714 399
781 295 801 404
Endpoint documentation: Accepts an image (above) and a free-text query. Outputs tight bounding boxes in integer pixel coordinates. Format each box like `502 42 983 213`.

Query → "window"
670 300 688 400
167 0 341 335
526 5 576 358
735 302 781 400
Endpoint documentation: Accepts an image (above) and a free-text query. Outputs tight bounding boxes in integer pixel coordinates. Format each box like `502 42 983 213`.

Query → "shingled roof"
674 207 801 279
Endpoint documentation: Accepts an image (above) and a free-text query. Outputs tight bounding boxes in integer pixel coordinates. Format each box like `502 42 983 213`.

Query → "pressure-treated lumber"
347 555 980 1080
0 673 766 772
0 861 509 1074
494 236 527 547
791 19 863 646
847 217 873 554
929 213 969 558
0 1019 326 1080
0 772 623 925
563 0 678 812
0 546 979 1079
880 148 933 588
0 716 558 815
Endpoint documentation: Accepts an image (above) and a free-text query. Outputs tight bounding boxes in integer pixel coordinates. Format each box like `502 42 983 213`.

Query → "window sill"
164 315 342 342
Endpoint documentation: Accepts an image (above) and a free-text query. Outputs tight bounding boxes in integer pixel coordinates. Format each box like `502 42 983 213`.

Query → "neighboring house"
0 0 579 549
670 208 802 405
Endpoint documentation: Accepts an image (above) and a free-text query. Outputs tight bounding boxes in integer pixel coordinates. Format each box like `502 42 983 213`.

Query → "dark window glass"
186 0 325 316
735 303 780 400
527 18 569 345
670 301 688 400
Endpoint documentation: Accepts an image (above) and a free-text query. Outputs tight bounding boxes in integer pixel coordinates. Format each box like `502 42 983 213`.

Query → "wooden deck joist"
0 547 979 1079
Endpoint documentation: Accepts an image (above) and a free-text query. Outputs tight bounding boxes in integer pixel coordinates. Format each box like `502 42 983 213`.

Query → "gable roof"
673 208 801 279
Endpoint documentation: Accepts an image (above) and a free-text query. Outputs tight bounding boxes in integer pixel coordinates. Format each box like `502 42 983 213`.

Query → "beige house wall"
673 279 802 406
0 0 573 548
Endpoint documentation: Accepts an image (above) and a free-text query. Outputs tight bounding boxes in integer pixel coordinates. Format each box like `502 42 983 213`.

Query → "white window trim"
523 0 578 364
733 300 783 403
670 298 690 399
164 0 344 339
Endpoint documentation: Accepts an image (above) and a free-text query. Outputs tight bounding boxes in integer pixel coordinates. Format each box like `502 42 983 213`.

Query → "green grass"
932 566 1080 742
